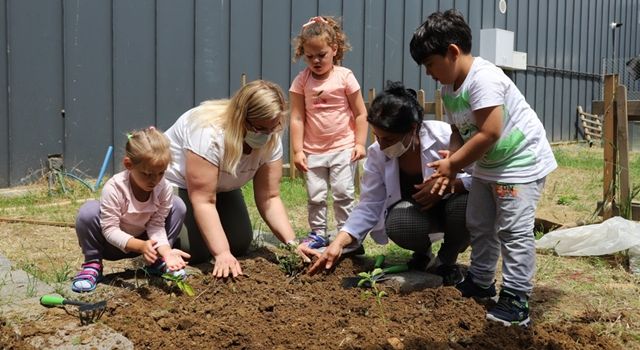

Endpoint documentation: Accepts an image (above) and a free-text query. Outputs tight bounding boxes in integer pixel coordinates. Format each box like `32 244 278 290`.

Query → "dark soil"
1 248 624 350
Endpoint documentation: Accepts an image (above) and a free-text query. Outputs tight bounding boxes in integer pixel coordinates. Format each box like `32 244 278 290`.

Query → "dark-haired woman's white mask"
382 133 412 159
245 131 270 149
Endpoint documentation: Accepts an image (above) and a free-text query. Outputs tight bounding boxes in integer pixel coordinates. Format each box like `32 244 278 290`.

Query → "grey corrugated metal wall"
0 0 638 187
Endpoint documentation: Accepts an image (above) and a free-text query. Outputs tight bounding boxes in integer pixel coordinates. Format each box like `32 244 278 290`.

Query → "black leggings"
177 188 253 264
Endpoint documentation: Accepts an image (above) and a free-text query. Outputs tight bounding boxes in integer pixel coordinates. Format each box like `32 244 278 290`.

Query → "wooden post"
616 84 630 214
602 74 618 219
434 89 444 121
367 88 376 143
417 89 426 111
356 88 376 190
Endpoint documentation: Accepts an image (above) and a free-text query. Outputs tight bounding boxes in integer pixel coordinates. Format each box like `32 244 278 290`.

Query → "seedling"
161 273 195 297
276 244 305 277
358 268 387 322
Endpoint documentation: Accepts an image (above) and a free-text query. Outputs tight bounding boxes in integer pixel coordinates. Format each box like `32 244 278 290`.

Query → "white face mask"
244 131 270 149
382 133 412 159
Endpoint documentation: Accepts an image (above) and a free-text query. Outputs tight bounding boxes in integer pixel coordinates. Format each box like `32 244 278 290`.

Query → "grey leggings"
177 188 253 264
385 193 470 265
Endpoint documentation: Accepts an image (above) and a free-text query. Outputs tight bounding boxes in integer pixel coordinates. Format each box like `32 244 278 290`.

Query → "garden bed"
2 247 623 349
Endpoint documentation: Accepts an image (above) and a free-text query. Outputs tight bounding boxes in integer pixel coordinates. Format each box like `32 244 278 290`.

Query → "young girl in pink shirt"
289 16 368 248
71 127 189 292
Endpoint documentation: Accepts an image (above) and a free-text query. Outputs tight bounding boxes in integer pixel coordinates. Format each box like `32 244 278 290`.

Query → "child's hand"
141 239 158 264
163 249 191 271
351 144 366 162
293 151 309 172
427 158 456 196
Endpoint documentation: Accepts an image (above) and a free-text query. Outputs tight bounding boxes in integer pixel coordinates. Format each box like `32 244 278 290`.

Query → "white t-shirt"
164 108 283 192
441 56 557 183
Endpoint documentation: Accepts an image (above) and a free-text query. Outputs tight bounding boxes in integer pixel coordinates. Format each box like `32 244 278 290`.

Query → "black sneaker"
436 264 464 286
455 272 497 301
486 288 531 327
407 251 434 271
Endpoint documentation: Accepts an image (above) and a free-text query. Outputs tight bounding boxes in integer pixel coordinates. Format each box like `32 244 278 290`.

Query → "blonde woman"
164 80 299 278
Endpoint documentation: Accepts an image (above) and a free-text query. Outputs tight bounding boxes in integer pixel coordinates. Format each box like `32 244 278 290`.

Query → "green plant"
619 184 640 220
25 273 37 297
161 273 195 297
357 268 387 322
556 194 578 205
275 244 305 278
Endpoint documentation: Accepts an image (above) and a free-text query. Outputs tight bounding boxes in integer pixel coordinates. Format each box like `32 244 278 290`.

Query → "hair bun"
384 81 419 102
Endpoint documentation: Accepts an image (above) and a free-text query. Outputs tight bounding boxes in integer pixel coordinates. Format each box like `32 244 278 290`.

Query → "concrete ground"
0 253 133 349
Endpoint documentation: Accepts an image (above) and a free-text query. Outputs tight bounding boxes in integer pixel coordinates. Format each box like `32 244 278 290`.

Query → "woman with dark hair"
301 81 471 286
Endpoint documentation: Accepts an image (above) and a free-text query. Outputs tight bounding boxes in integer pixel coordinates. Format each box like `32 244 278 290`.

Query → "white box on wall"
511 51 527 70
480 28 514 67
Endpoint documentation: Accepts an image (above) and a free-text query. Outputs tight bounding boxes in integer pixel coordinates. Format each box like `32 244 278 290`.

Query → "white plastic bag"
535 216 640 256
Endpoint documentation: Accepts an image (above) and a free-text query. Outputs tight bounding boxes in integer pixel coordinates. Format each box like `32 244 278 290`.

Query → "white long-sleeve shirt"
341 120 472 246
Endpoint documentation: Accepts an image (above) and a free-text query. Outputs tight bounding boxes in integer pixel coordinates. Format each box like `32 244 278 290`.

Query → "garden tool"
342 255 409 289
40 294 107 325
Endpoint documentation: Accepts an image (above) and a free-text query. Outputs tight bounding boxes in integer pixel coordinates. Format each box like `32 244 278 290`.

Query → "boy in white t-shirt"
410 9 557 327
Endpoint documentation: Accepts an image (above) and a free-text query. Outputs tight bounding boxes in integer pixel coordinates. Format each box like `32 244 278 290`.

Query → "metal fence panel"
8 0 64 184
0 0 639 187
63 0 113 176
157 0 195 130
0 0 8 185
194 0 229 103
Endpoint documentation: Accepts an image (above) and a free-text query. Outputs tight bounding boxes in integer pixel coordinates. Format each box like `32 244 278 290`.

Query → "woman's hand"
306 241 343 276
212 251 243 278
412 178 444 211
163 249 191 271
293 151 308 173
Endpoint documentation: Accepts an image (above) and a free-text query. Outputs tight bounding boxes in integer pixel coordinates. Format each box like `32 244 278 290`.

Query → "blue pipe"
94 145 113 191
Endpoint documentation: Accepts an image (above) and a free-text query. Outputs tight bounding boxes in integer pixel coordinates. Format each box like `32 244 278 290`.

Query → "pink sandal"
71 260 103 293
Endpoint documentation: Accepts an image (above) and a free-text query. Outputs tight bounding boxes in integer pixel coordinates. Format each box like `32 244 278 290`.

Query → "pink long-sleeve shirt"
99 170 173 252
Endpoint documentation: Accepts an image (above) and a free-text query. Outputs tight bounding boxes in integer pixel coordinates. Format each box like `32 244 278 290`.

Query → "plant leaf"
182 283 195 297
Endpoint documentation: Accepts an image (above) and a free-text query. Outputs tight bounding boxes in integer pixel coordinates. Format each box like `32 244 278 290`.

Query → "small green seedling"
162 273 195 297
276 244 306 277
357 268 387 322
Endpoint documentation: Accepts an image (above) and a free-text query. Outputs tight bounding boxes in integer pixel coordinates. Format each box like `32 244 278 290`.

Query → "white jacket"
341 120 472 246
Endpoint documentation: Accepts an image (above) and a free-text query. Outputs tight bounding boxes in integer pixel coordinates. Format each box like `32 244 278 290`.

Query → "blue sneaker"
300 232 329 249
486 288 531 327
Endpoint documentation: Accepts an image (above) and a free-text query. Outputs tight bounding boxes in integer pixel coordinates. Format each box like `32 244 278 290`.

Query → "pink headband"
302 16 328 28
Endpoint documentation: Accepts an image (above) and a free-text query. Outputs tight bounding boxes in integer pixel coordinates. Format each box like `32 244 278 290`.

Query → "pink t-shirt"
99 170 173 252
289 66 361 154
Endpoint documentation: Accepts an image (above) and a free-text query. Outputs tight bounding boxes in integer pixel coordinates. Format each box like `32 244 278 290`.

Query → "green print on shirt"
478 128 535 169
442 90 471 113
458 122 478 141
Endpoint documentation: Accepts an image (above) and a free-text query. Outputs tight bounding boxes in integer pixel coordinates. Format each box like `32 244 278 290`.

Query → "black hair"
409 9 472 65
367 81 424 134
